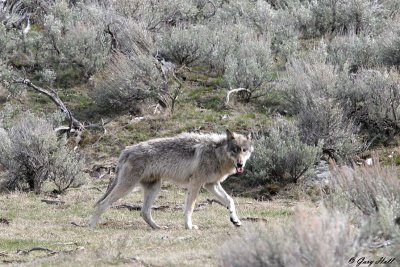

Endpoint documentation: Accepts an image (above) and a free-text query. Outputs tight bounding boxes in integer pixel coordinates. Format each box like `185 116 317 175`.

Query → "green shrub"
378 21 400 67
0 111 85 193
287 0 386 38
297 98 361 161
44 1 111 78
327 33 378 69
251 119 320 184
337 68 400 144
281 57 341 115
91 52 164 113
224 35 273 100
159 25 211 66
280 57 362 159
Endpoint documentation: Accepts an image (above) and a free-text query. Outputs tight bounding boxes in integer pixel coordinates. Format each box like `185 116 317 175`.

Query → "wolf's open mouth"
236 166 244 174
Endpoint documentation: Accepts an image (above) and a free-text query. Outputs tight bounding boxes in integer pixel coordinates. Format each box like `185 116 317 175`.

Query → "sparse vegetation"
327 165 400 241
222 165 400 267
0 0 399 266
221 206 362 267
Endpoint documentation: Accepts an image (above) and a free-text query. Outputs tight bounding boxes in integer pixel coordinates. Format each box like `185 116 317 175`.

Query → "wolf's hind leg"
141 180 164 229
204 182 241 227
90 165 140 227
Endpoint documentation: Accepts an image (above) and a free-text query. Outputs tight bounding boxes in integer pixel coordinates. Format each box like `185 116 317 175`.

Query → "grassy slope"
68 70 272 161
0 179 302 266
0 69 295 266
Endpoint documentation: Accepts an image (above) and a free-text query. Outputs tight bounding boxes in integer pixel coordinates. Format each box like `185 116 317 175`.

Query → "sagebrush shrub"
251 119 320 184
44 1 111 77
158 25 211 66
327 165 400 241
110 19 154 57
337 68 400 144
221 206 361 267
91 52 164 113
327 32 378 69
0 111 85 193
280 58 361 159
378 20 400 67
0 0 52 28
288 0 386 38
281 57 340 115
223 1 299 61
224 35 272 97
297 98 361 161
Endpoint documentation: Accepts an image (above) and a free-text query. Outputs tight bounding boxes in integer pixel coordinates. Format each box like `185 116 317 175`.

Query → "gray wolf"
89 129 253 230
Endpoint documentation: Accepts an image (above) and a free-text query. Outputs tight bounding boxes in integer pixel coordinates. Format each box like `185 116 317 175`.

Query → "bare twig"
224 88 251 106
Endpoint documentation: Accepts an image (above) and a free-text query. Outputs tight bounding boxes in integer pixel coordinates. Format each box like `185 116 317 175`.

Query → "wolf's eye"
243 148 247 152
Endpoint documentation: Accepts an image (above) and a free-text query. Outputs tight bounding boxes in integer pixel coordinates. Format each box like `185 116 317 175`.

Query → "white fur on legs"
204 182 241 226
184 184 201 230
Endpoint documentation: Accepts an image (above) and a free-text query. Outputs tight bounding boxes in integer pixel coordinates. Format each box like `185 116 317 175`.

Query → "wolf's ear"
226 129 235 140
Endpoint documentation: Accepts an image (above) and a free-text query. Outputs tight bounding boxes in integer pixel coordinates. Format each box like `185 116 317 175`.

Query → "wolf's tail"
94 164 120 207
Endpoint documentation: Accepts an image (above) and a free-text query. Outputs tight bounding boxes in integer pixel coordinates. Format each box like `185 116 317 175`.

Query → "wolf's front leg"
184 184 201 229
204 182 241 227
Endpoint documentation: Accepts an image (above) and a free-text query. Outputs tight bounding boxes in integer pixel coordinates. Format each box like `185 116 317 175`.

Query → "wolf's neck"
215 144 235 172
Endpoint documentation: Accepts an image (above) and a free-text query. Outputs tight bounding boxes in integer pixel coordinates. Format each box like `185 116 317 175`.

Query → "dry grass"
0 179 299 266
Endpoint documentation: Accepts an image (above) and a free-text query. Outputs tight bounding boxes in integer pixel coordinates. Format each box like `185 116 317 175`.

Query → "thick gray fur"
90 130 253 230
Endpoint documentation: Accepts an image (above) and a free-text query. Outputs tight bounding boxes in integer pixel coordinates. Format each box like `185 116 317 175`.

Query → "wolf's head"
226 129 253 174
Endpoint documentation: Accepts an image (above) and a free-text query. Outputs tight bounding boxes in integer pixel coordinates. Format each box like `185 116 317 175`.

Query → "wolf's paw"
186 224 199 230
88 220 97 228
230 217 242 227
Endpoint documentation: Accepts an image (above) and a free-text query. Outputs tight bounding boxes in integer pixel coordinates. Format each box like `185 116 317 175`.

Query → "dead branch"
17 247 57 255
70 221 85 227
207 198 224 206
241 217 268 223
13 78 84 131
224 88 251 106
70 222 86 227
0 218 9 225
113 199 224 213
41 199 65 205
89 187 103 192
113 204 170 211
